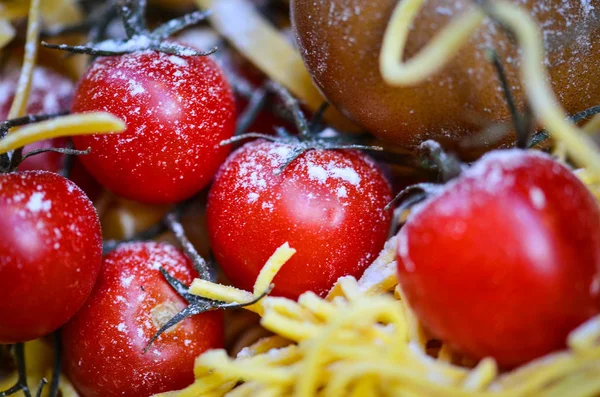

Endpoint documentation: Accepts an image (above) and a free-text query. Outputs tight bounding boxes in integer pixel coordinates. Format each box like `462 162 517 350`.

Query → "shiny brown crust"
291 0 600 153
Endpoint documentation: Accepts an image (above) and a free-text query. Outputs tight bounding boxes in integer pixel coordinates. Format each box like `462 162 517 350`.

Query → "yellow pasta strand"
253 243 296 296
8 0 41 120
462 358 497 391
189 279 259 311
0 113 126 154
380 0 600 180
567 316 600 353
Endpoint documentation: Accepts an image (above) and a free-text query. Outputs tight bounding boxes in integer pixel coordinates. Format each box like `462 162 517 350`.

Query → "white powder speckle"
307 163 361 186
529 187 547 210
26 192 51 213
247 192 259 203
121 275 134 288
329 166 361 185
307 165 328 183
117 323 127 333
95 35 151 52
128 79 146 96
168 55 188 67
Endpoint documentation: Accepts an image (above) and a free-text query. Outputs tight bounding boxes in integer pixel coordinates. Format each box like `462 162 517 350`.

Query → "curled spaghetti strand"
380 0 600 180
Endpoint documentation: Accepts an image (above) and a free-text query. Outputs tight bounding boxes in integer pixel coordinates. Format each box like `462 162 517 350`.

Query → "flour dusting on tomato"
63 241 223 397
25 192 52 213
208 139 392 298
72 50 236 204
0 171 102 344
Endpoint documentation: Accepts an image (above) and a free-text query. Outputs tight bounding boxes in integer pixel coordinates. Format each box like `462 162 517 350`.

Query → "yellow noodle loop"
158 240 600 397
380 0 600 180
0 113 126 154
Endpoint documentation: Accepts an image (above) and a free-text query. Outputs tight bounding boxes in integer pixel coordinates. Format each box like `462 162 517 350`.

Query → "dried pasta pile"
156 239 600 397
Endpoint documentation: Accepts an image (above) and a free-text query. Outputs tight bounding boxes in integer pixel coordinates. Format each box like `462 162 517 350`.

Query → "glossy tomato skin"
397 150 600 368
207 140 392 299
0 66 74 172
71 51 236 204
62 242 223 397
0 171 102 344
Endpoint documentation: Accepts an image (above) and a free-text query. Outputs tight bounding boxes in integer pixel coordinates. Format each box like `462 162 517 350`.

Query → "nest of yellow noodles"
151 238 600 397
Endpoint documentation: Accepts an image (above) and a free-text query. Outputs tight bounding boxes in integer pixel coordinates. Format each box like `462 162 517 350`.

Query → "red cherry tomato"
0 171 102 343
0 66 73 173
207 140 392 299
71 51 236 204
396 150 600 368
62 242 223 397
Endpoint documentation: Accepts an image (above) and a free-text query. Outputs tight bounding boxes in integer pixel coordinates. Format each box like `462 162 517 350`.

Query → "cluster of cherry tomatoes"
1 0 599 396
0 3 393 396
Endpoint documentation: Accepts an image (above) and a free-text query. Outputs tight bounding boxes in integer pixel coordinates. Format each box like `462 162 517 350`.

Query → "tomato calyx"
486 49 535 149
142 211 270 352
385 140 465 228
529 105 600 148
384 182 442 213
109 205 273 353
143 267 272 353
164 211 213 281
223 82 383 174
0 112 90 174
42 1 215 57
0 333 62 397
0 344 31 397
418 140 465 183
